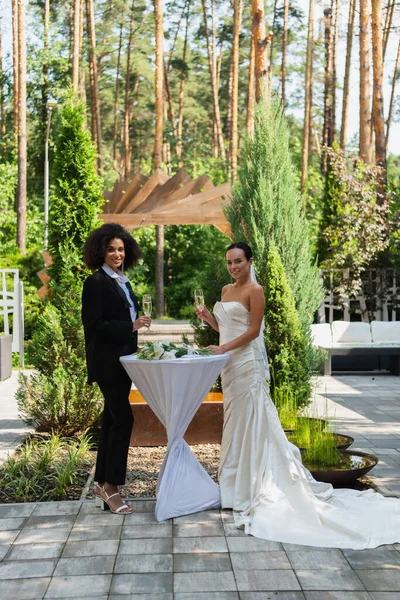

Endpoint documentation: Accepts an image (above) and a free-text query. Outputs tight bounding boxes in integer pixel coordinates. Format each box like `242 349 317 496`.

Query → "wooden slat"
100 212 229 227
156 174 214 212
105 179 130 213
113 173 148 214
136 169 192 213
126 170 169 213
159 183 230 214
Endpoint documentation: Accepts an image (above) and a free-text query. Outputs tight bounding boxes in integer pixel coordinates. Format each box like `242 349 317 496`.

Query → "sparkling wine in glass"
142 294 152 333
194 288 206 329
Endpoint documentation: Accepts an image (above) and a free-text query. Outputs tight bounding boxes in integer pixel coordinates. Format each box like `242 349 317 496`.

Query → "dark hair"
83 223 142 270
226 241 253 260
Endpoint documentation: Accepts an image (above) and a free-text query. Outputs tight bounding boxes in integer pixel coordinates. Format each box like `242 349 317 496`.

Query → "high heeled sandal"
94 482 132 509
100 488 133 514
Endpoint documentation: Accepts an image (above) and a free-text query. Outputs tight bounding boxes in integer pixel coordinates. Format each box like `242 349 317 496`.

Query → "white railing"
0 269 24 366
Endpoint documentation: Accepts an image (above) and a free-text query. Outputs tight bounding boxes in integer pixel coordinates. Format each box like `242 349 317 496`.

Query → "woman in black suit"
82 223 151 514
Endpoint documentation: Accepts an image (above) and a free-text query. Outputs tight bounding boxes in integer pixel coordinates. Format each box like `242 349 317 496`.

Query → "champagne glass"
142 294 152 333
194 288 206 329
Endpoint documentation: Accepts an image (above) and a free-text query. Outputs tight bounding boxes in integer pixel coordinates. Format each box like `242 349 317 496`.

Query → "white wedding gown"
215 301 400 549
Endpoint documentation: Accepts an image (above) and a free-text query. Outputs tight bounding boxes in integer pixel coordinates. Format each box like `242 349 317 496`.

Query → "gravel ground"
87 444 221 500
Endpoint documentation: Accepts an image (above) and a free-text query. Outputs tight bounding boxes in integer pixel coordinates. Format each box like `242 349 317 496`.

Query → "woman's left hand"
207 344 226 355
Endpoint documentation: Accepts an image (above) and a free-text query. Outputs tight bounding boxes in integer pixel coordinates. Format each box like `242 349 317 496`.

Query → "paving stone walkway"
0 373 399 599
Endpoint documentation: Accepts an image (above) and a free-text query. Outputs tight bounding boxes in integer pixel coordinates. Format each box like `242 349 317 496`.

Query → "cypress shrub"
18 98 104 434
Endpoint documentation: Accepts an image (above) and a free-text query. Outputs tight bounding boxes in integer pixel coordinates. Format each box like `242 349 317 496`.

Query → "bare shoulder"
249 282 265 304
221 283 233 297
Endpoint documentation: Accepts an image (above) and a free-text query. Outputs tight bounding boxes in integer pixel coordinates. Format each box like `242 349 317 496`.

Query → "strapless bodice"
214 301 250 347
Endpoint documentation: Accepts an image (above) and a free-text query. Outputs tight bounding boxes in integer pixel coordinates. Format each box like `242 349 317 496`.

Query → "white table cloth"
120 353 230 521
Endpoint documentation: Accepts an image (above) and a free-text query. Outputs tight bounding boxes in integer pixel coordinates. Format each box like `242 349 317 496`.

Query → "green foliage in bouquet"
137 340 212 360
265 245 322 408
17 97 103 434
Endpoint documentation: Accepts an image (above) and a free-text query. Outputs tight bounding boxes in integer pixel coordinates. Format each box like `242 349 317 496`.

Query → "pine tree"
265 244 313 407
225 100 323 326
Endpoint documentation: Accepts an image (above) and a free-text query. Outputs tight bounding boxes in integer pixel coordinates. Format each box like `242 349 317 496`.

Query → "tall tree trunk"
122 1 135 180
269 0 278 85
164 61 177 139
41 0 50 152
340 0 355 149
0 19 6 139
113 23 123 172
154 0 164 317
12 0 19 137
322 5 333 171
246 33 255 135
281 0 289 108
79 0 86 102
17 0 27 254
386 37 400 154
383 0 395 61
230 0 242 181
72 0 81 92
176 1 190 160
201 0 226 160
371 0 387 189
331 0 339 141
301 0 314 190
360 0 372 163
252 0 271 102
86 0 102 171
226 59 233 163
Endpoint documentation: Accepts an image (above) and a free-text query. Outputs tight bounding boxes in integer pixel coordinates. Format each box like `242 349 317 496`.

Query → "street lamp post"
44 100 57 249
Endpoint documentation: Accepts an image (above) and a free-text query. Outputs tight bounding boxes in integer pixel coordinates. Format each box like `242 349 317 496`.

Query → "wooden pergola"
100 169 232 236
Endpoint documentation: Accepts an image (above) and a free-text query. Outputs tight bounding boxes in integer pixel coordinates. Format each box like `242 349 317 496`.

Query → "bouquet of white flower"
136 340 212 360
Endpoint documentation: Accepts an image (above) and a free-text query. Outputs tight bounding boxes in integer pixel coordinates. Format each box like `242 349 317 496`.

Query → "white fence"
0 269 24 366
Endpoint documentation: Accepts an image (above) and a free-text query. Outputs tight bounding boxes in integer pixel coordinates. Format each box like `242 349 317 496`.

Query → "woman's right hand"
194 304 211 322
133 315 152 331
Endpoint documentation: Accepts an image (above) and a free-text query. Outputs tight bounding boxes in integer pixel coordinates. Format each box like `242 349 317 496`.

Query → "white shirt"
102 263 137 323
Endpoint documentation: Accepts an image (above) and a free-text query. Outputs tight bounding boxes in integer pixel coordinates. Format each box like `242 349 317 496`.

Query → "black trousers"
95 368 133 485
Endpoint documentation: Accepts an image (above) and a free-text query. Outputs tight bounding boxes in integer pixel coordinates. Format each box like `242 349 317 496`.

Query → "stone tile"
122 523 172 538
176 594 239 600
173 510 222 524
74 513 125 526
119 537 172 555
0 530 19 545
239 594 305 600
54 555 115 576
223 523 248 537
174 552 232 572
296 569 365 591
62 539 119 557
227 537 282 552
110 573 173 594
304 593 372 600
174 523 225 537
0 517 26 530
0 559 56 579
343 548 400 569
0 576 50 599
129 499 157 512
14 527 71 545
231 551 291 570
369 594 400 599
32 501 82 516
5 542 64 561
0 504 36 518
24 514 76 529
235 569 301 592
77 502 101 515
174 571 237 593
355 568 400 591
283 542 330 552
174 536 228 554
287 549 350 570
0 545 8 560
68 524 122 541
45 574 112 598
109 595 172 600
114 553 172 573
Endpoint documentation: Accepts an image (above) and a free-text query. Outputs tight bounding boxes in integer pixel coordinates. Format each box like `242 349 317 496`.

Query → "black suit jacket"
81 268 140 384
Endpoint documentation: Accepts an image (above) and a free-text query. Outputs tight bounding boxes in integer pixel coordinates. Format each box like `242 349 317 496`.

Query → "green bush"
265 245 321 408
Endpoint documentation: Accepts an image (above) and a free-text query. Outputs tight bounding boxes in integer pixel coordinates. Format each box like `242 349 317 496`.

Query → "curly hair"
83 223 142 270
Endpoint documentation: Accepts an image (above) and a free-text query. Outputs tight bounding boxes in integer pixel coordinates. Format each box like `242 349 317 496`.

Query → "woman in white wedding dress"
196 241 400 549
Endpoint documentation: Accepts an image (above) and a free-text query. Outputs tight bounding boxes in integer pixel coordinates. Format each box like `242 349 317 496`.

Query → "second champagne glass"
142 294 152 333
194 288 206 329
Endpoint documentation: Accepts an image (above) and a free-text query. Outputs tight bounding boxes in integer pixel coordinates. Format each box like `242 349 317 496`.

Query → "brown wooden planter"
129 390 223 447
